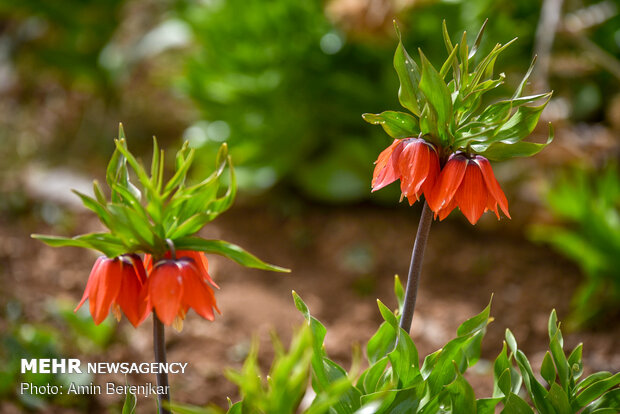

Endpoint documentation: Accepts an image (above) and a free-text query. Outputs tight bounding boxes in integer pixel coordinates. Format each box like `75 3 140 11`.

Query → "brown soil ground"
1 199 619 413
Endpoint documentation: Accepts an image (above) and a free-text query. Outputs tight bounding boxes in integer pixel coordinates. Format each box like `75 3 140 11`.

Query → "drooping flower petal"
177 250 219 288
88 259 123 325
474 156 511 219
372 139 404 191
429 154 510 225
115 257 147 327
145 254 220 326
420 145 440 199
75 256 104 312
427 154 467 213
399 140 429 202
148 261 184 325
454 161 488 225
178 260 218 321
372 137 440 206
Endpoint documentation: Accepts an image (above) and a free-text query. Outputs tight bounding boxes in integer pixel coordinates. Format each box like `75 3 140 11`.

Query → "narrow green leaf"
492 94 551 144
361 357 390 393
122 389 137 414
541 351 556 385
163 148 196 197
512 56 537 100
377 300 398 328
389 328 420 386
445 367 476 413
394 275 405 314
362 111 420 139
440 43 460 79
469 18 488 59
419 50 453 143
174 237 290 272
477 122 554 161
497 368 512 397
72 190 112 228
441 20 454 52
456 296 492 336
366 322 397 365
393 23 422 116
568 344 584 381
502 393 535 414
581 388 620 414
477 398 503 414
151 136 160 188
546 383 572 413
574 373 620 409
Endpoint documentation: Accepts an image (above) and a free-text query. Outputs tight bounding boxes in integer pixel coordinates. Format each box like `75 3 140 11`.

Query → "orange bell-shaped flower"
372 138 440 204
144 257 219 326
427 153 510 225
75 255 147 327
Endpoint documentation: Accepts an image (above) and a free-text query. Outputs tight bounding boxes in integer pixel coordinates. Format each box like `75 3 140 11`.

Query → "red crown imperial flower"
372 137 440 204
427 154 510 225
75 255 147 327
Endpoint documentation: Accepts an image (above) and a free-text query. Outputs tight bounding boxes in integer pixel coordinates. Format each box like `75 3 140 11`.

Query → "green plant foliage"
365 21 553 162
529 163 620 326
502 310 620 413
32 124 287 272
171 277 619 413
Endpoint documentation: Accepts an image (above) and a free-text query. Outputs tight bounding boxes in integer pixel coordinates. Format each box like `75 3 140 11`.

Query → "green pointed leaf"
389 327 420 386
546 383 571 413
394 275 405 314
445 367 476 413
419 50 453 144
361 356 390 393
568 344 584 381
122 389 137 414
393 24 422 116
163 148 196 197
468 18 488 59
577 372 614 393
366 322 397 365
174 237 289 272
72 190 111 228
512 56 537 100
491 95 551 144
441 20 454 52
456 296 491 336
474 123 554 161
502 393 535 414
440 43 459 79
541 351 556 385
581 388 620 414
477 398 503 414
377 299 398 328
362 111 420 139
574 373 620 410
497 368 512 397
31 233 126 257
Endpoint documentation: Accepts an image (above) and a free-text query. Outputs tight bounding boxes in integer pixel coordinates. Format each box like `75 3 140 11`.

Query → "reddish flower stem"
153 313 171 414
399 200 433 334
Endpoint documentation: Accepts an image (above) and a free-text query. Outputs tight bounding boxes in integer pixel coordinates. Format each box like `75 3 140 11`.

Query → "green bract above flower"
32 124 287 273
363 20 553 162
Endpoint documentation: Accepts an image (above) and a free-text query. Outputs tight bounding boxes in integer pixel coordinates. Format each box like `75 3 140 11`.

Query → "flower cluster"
366 21 552 224
372 140 510 224
75 250 219 329
34 130 288 328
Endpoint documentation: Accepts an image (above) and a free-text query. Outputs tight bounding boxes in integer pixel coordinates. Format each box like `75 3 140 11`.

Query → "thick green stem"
153 314 170 414
399 201 433 334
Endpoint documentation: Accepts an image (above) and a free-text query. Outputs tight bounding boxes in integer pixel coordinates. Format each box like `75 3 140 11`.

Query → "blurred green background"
1 0 620 411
